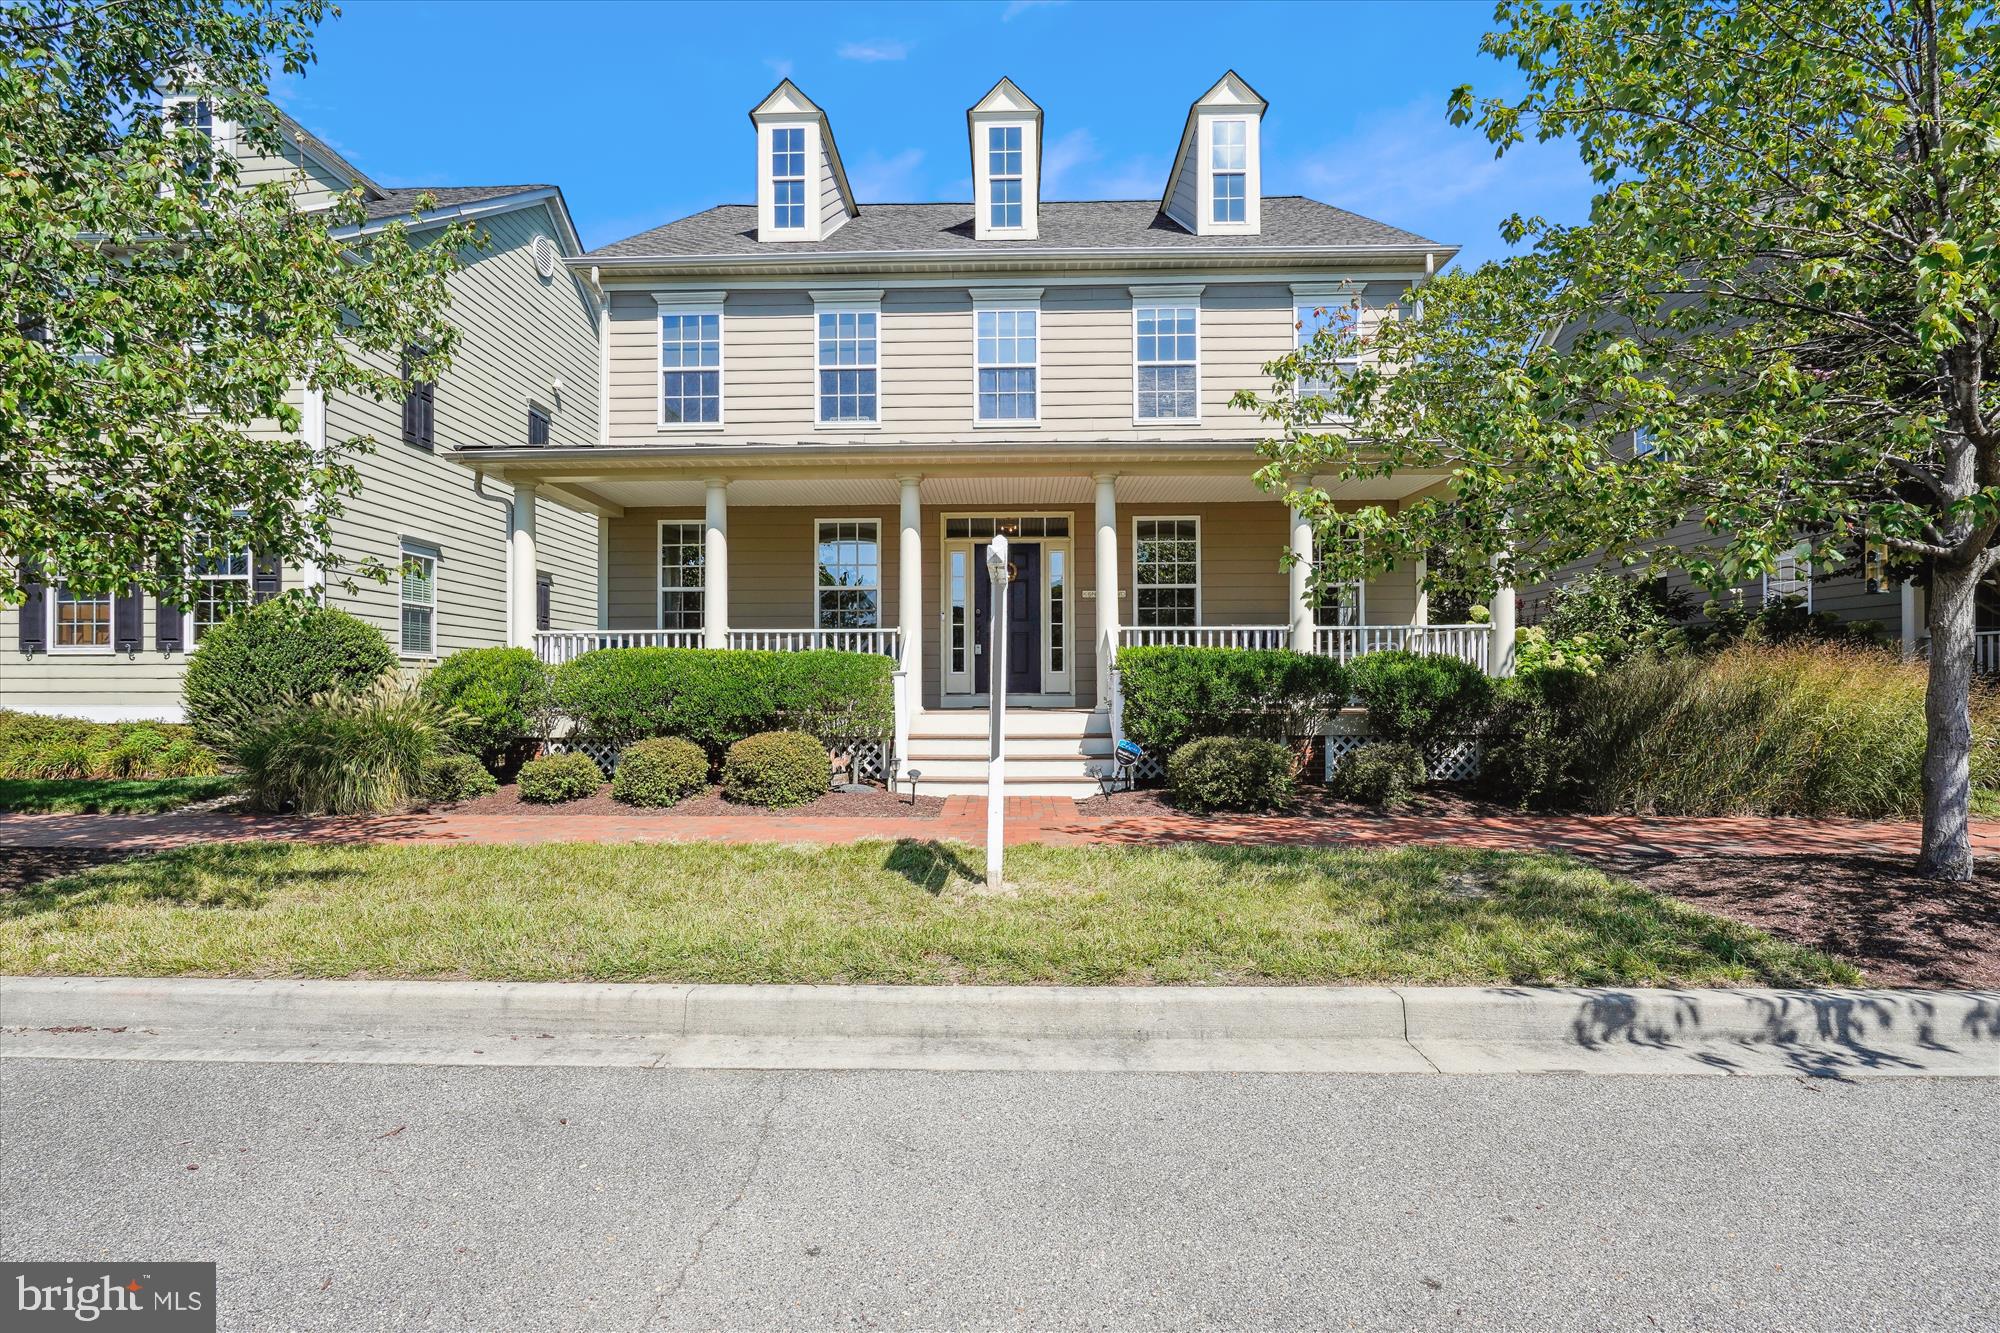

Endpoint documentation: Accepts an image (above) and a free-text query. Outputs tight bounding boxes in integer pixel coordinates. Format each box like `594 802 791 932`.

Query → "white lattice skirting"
547 736 892 783
1324 732 1485 783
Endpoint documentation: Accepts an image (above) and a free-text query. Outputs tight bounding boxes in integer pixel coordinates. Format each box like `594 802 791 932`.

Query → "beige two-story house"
2 103 604 721
455 74 1483 794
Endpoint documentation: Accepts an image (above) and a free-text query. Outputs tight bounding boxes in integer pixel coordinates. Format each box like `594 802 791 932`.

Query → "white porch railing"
1119 625 1293 651
534 629 703 664
726 628 901 656
1317 624 1492 669
1977 632 2000 676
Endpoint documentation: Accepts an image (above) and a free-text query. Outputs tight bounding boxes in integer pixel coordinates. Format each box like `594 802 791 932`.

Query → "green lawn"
0 776 239 815
0 840 1857 987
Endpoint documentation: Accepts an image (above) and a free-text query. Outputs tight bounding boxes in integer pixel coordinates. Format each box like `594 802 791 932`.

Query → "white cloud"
1039 127 1098 197
1001 0 1066 18
764 56 794 79
1037 127 1165 201
848 148 927 202
838 39 910 62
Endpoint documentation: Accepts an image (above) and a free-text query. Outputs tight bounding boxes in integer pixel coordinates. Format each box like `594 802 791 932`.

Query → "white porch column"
1411 556 1430 628
1486 552 1516 677
1902 579 1921 661
1288 504 1314 653
896 476 923 776
297 387 328 598
595 515 610 631
1094 473 1120 708
703 478 729 650
508 482 538 650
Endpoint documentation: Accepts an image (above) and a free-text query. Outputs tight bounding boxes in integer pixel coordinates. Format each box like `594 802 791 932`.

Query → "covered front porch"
471 451 1514 784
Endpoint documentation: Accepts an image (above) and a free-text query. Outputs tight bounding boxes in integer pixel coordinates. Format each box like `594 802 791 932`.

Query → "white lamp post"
985 533 1010 892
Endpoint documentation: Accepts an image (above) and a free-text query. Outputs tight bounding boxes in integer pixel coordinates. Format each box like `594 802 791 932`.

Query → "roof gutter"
332 187 585 256
567 241 1458 277
447 437 1266 468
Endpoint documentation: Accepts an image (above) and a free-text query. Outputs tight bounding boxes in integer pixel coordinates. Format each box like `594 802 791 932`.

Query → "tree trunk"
1918 560 1978 881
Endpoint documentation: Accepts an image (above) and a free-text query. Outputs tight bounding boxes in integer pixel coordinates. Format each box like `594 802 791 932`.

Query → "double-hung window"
975 303 1037 423
51 581 113 652
1134 298 1199 422
1312 530 1366 627
399 544 437 657
988 126 1024 229
1764 543 1812 609
771 127 807 231
658 298 722 426
1294 294 1359 401
191 544 252 642
1133 517 1199 627
1211 120 1247 224
658 521 705 630
816 303 879 425
815 519 880 628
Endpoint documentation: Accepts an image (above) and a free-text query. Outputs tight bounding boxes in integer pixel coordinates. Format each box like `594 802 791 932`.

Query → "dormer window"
988 126 1024 229
1211 120 1247 223
771 127 807 231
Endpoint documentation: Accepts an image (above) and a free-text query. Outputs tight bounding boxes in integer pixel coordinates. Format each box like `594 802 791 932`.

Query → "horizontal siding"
607 280 1401 445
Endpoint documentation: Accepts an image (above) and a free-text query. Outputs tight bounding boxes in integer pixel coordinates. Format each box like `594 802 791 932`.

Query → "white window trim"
811 291 884 430
1310 531 1367 627
970 288 1042 429
654 291 725 431
1195 113 1260 235
986 125 1026 232
656 518 706 631
46 580 117 656
811 516 883 629
1131 514 1202 627
190 543 253 644
1764 543 1813 611
1291 282 1363 402
1130 285 1204 426
767 124 810 235
1209 118 1249 226
398 542 438 660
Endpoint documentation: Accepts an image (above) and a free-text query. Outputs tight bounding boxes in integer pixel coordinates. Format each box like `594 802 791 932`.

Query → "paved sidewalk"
0 798 1984 859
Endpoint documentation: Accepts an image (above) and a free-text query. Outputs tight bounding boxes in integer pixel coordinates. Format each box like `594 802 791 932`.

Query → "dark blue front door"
973 541 1041 695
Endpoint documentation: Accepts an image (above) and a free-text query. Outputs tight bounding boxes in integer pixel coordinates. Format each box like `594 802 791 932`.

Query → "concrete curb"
3 977 1996 1076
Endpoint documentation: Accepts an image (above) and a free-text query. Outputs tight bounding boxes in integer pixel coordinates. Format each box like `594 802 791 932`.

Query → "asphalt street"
2 1059 1992 1331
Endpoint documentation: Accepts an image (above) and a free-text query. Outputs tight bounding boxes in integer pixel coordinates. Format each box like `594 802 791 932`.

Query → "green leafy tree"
1 0 475 604
1237 0 1999 879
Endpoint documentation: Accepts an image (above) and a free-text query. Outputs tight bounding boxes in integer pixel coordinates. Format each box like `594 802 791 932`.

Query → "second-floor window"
817 308 878 425
988 126 1023 229
1134 303 1198 421
1296 297 1359 400
1212 120 1247 223
660 309 721 424
771 127 807 231
976 307 1037 423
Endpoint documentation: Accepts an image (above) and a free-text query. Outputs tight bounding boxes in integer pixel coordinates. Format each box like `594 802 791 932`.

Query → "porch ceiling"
536 471 1444 511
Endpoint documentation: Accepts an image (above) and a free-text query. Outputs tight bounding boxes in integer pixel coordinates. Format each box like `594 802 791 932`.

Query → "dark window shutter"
156 558 185 653
528 406 551 446
535 575 552 631
251 552 283 603
401 346 435 449
420 380 436 446
19 566 46 654
114 580 143 652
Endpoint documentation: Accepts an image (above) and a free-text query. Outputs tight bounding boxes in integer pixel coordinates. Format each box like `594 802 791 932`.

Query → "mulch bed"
1073 785 1512 821
1603 851 2000 990
446 783 946 820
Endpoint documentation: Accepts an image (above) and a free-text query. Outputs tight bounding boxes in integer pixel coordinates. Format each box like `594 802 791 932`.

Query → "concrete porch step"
898 755 1111 783
912 707 1108 740
906 735 1114 761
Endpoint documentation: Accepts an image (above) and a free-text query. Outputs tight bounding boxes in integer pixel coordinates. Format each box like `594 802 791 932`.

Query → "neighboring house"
2 103 604 721
454 74 1480 793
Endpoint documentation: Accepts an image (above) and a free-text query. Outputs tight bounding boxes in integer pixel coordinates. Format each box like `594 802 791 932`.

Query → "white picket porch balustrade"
1311 624 1492 668
533 629 703 664
725 628 902 656
1976 632 2000 676
1118 625 1293 651
534 628 902 663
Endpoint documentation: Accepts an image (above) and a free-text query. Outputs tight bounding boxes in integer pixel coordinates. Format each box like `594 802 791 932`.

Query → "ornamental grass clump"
225 676 449 815
612 737 709 807
721 731 829 808
182 600 396 751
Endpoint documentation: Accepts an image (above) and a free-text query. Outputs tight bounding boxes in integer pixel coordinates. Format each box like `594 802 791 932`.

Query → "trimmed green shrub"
3 739 99 780
517 751 604 804
184 600 397 750
225 677 446 815
612 736 708 807
422 751 499 804
1166 736 1295 813
419 647 550 775
551 649 893 757
1347 651 1493 749
1116 647 1350 760
1484 643 1974 818
1331 741 1427 809
721 730 829 808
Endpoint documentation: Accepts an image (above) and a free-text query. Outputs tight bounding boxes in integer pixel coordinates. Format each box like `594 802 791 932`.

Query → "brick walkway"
0 797 1984 861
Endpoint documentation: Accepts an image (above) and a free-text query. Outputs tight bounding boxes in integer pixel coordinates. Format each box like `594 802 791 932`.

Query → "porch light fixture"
985 533 1009 891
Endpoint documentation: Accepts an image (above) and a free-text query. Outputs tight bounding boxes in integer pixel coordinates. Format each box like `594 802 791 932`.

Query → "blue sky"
274 0 1595 268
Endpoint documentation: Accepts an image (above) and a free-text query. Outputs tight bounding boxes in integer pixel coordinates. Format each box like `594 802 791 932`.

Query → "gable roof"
965 77 1044 179
349 185 584 255
270 106 387 200
586 196 1442 262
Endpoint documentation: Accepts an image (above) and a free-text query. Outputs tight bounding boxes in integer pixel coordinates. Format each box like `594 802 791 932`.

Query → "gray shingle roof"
587 196 1443 259
364 184 555 222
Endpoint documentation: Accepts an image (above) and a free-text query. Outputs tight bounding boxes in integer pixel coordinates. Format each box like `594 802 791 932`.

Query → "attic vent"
531 235 558 280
